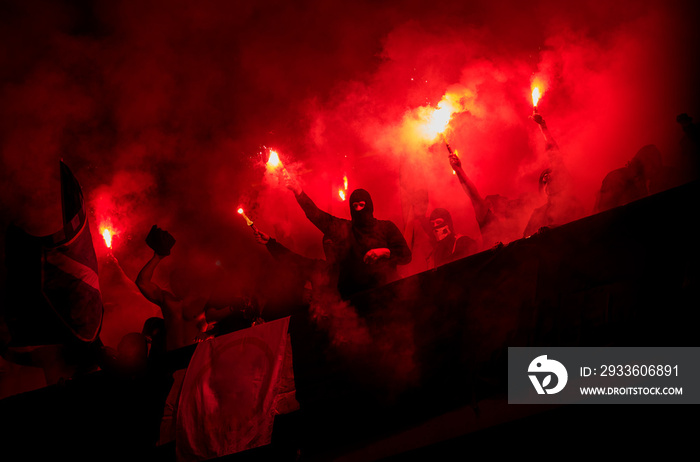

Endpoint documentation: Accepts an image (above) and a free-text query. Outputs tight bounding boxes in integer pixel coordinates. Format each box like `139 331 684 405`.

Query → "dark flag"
5 161 103 346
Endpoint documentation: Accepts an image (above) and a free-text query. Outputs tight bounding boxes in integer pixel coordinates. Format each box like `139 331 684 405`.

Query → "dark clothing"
432 234 478 267
295 192 411 299
595 167 646 213
594 164 682 213
478 208 506 248
523 194 585 237
212 311 254 336
266 238 324 277
265 238 333 296
428 208 478 266
480 194 527 247
263 239 339 408
679 123 700 182
204 297 257 336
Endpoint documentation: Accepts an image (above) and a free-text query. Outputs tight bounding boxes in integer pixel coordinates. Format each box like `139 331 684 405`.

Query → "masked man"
428 208 478 268
287 179 411 300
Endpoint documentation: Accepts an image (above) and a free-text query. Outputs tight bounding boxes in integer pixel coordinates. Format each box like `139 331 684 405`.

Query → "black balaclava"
429 208 454 241
349 189 375 227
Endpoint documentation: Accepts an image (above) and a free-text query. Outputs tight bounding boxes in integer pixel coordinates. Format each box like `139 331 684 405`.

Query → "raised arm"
532 114 576 198
449 153 492 228
286 175 338 234
532 113 559 152
136 252 167 306
253 228 319 279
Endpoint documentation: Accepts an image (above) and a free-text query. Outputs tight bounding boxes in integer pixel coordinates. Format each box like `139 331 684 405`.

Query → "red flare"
532 87 541 107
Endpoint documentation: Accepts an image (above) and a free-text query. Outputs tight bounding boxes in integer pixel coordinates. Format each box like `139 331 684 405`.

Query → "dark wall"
1 181 698 460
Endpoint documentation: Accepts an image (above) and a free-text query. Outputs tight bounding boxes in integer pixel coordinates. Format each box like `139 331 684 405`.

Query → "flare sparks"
267 149 289 178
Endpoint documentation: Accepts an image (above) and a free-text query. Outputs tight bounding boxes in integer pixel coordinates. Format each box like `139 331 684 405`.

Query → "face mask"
349 189 374 225
433 225 451 241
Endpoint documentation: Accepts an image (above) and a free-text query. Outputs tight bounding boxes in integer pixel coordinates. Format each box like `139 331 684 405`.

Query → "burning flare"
532 87 541 108
237 207 260 232
420 101 457 140
101 228 113 249
416 91 470 142
98 223 117 249
338 174 349 201
266 148 290 180
237 208 254 226
267 150 281 168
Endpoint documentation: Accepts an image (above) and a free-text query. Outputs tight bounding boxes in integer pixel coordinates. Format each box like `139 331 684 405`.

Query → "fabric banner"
40 161 103 342
4 161 103 346
175 317 299 462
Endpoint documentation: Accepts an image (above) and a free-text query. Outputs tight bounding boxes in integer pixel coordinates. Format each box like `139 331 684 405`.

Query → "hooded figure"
524 167 585 237
429 208 478 267
349 189 375 228
291 186 412 299
594 144 681 214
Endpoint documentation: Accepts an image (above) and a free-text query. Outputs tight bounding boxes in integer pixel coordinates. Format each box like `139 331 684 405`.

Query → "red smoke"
0 0 698 357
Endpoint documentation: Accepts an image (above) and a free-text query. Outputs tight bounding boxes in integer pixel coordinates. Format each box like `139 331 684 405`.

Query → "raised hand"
253 229 270 245
284 174 302 195
531 113 547 127
449 153 461 169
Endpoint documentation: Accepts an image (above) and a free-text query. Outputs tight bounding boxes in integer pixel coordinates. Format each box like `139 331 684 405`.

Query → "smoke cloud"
1 0 698 353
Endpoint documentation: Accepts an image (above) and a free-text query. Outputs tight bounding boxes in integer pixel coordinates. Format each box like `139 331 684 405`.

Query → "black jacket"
295 192 411 299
